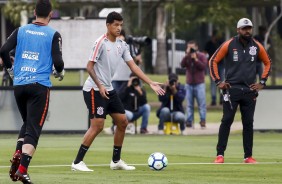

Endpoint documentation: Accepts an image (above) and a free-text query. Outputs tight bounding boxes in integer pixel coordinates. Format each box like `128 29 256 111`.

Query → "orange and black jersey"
209 35 271 88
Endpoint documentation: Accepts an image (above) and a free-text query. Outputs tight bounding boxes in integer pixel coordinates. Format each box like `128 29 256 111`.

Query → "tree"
3 0 58 26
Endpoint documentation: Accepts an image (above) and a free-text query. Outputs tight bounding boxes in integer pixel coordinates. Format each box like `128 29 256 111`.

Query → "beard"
240 34 252 42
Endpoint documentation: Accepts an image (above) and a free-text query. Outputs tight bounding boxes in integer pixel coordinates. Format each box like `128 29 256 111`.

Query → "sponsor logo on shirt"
21 66 37 73
233 49 238 62
26 30 46 36
22 51 39 61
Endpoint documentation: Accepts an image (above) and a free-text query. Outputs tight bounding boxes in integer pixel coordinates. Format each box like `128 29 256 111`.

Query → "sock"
15 140 23 152
112 146 122 163
18 153 32 174
74 144 89 164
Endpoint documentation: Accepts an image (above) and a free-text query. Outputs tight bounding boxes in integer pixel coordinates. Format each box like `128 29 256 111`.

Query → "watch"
259 80 266 86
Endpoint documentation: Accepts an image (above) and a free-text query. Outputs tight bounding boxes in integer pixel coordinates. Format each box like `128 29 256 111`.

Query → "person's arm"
180 55 189 68
52 32 64 73
174 84 186 102
193 52 207 70
52 32 65 81
249 40 272 91
0 28 18 69
209 39 232 88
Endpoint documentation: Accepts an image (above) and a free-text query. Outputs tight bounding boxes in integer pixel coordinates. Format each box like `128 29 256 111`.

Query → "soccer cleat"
15 170 33 184
9 150 21 181
71 161 93 171
214 155 224 163
244 157 257 164
110 160 135 170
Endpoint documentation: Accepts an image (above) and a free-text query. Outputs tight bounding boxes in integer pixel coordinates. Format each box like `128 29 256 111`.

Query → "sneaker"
244 157 257 164
214 155 224 163
15 170 33 184
181 130 188 136
157 130 164 135
140 128 149 134
71 161 93 171
9 150 21 181
110 160 135 170
200 121 206 128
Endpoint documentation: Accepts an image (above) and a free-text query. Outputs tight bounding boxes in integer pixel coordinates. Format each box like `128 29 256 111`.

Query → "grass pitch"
0 132 282 184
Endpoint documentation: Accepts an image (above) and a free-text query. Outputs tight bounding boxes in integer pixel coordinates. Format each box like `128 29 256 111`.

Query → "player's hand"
99 85 109 99
249 83 264 91
53 69 65 81
6 65 14 80
150 82 165 96
217 82 231 90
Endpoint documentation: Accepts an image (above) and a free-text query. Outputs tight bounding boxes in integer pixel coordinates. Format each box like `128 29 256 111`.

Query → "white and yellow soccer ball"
148 152 168 171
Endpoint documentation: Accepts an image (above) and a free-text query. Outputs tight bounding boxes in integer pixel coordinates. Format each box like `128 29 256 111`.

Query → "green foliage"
3 0 59 26
166 0 247 33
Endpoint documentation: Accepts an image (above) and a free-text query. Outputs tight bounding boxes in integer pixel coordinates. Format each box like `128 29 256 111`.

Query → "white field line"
0 162 281 169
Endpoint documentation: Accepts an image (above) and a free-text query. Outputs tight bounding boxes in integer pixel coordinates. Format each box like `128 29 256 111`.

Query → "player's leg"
10 86 27 181
108 91 135 170
72 89 106 171
240 91 257 163
16 83 50 183
214 89 239 162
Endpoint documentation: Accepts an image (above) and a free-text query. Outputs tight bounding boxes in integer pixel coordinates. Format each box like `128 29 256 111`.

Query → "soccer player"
71 11 165 171
0 0 64 183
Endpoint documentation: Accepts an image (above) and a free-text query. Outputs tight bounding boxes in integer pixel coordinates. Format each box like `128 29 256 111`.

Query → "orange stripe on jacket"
39 89 50 126
209 39 233 81
253 40 272 80
91 89 95 115
91 34 107 62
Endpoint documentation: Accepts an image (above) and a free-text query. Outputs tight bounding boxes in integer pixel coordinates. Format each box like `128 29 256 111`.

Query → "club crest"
97 106 104 115
249 46 257 56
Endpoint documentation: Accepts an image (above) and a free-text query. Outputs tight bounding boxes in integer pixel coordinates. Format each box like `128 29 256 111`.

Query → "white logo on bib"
249 46 257 56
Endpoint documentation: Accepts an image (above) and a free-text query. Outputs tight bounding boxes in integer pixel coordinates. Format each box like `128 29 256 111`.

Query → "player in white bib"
71 11 165 171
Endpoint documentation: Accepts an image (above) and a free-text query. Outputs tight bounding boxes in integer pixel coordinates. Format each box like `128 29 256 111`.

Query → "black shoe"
200 121 206 128
9 150 21 181
211 101 216 106
15 170 33 184
186 122 192 128
140 128 149 134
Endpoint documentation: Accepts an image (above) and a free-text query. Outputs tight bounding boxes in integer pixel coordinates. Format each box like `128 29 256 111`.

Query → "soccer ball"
148 152 168 171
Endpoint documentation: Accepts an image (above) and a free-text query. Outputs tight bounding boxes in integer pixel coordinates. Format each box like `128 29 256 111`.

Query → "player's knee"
116 118 128 130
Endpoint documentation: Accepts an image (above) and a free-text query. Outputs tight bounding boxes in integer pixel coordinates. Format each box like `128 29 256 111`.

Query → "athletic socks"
74 144 89 164
15 140 23 152
18 153 32 174
112 146 122 163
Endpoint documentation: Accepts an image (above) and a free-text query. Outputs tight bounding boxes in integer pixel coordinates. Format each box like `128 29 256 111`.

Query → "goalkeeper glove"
53 69 65 81
6 65 14 80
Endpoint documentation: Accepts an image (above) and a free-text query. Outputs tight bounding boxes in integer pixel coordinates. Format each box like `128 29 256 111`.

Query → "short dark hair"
106 11 123 24
120 29 126 37
35 0 52 18
187 40 198 46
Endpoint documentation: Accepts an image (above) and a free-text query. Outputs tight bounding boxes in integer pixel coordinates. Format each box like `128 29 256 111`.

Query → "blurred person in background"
181 40 208 128
119 74 151 134
210 18 271 164
71 11 164 172
157 73 186 135
0 0 65 183
204 30 224 106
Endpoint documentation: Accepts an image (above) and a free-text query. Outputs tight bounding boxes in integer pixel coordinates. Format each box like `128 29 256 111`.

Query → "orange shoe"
214 155 224 163
9 150 21 181
244 157 257 164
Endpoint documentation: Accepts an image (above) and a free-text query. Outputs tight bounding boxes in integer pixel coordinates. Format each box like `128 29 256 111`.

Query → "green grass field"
1 133 282 184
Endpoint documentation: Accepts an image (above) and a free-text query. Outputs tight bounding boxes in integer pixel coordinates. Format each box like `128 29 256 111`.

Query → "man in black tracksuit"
209 18 271 164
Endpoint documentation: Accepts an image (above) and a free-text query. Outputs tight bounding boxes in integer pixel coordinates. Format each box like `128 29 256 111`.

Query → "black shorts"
83 89 125 119
14 83 50 146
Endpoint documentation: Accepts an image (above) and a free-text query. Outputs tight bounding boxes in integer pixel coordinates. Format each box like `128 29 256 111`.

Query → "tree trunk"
154 5 167 74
